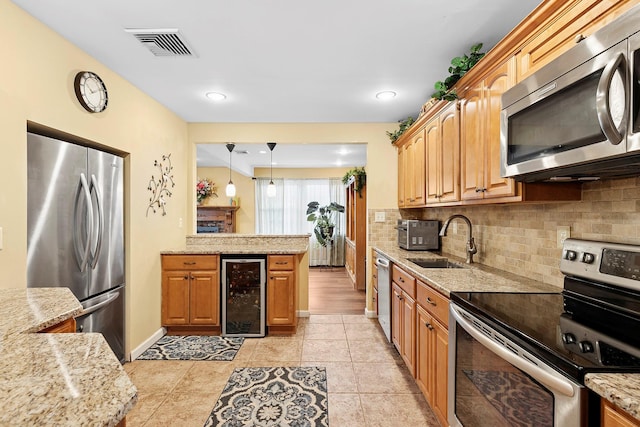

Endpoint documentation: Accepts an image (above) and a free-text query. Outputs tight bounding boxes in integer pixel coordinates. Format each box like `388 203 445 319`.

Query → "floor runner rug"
204 366 328 426
137 335 244 361
463 369 552 427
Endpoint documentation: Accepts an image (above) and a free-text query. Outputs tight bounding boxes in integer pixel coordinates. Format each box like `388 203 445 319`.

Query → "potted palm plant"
306 201 345 247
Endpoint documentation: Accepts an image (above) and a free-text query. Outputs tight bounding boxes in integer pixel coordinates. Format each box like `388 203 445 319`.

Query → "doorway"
308 266 365 315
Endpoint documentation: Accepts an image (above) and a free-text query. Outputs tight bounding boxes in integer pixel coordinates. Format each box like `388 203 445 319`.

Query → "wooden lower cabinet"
602 399 640 427
39 317 76 333
392 265 450 427
267 255 298 334
161 254 220 334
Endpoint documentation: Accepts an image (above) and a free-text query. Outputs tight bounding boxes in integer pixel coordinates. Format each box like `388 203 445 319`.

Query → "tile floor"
124 314 440 426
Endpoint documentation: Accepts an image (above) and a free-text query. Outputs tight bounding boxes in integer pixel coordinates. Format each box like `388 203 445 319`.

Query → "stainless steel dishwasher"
375 254 391 342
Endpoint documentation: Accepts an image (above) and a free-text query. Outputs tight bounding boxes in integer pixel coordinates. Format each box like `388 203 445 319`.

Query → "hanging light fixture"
266 142 277 197
225 143 236 197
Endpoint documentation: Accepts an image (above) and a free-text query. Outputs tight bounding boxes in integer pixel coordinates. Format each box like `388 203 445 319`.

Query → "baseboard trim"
365 308 377 318
130 327 166 361
296 310 310 318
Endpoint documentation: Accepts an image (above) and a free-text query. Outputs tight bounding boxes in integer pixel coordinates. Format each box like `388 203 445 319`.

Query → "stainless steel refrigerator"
27 132 125 362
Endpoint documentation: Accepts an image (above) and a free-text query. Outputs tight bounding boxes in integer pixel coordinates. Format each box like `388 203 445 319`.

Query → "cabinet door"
189 270 220 325
162 271 190 325
409 129 426 206
425 116 440 204
483 59 517 199
460 84 484 200
438 103 460 203
397 143 406 207
267 270 296 325
433 318 449 427
391 283 403 351
416 305 434 403
401 291 416 376
602 399 640 427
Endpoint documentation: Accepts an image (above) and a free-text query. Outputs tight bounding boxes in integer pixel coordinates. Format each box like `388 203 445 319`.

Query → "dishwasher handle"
375 257 390 269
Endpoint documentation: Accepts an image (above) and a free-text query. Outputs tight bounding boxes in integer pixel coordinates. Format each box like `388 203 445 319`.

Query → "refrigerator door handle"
79 290 120 317
73 173 93 272
89 174 103 269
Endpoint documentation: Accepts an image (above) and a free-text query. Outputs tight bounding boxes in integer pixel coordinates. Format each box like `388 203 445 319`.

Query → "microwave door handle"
596 52 627 145
450 306 576 397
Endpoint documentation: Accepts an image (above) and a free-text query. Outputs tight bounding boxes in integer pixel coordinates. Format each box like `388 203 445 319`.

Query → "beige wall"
1 3 189 355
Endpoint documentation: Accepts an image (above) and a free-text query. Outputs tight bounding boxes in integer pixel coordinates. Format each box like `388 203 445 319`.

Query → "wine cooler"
221 255 266 337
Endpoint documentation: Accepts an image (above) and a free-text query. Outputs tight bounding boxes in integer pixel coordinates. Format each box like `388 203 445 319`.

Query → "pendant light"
225 143 236 197
266 142 277 197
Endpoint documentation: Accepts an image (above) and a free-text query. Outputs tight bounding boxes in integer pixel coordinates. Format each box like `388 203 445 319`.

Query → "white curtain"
255 178 345 266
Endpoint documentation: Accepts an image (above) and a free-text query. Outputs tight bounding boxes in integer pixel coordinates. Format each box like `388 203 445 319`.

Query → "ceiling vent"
125 28 196 57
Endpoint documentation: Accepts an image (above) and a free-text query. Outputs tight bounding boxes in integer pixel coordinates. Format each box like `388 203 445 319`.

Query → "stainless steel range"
449 239 640 427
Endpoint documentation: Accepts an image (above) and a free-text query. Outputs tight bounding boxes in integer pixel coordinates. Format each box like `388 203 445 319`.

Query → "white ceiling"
12 0 541 169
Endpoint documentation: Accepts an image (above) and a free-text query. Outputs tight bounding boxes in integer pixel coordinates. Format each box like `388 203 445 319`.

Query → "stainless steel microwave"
500 5 640 182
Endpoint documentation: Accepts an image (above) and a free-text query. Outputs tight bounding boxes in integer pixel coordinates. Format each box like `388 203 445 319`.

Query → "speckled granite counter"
162 234 310 255
373 243 559 296
0 288 82 336
0 288 137 426
585 373 640 420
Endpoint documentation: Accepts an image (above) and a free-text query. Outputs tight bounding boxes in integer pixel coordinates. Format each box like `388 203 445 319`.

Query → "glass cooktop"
450 288 640 381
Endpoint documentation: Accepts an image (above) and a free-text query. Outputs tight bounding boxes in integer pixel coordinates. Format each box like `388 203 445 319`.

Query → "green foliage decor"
386 116 415 144
431 43 486 101
341 167 366 198
306 201 345 247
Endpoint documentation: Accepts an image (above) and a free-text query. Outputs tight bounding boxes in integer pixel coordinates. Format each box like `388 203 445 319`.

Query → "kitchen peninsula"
0 288 137 426
161 234 309 335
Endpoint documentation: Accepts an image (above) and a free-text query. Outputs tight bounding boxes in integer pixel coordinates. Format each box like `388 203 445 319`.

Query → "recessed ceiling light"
375 91 397 100
206 92 227 101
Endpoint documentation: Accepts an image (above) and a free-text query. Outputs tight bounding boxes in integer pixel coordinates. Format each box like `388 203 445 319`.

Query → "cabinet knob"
399 277 405 283
425 322 434 331
426 297 436 306
183 261 196 265
183 275 189 280
574 34 586 43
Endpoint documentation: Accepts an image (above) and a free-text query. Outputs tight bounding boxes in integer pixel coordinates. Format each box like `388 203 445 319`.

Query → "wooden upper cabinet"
460 58 518 201
426 102 460 205
397 124 427 208
517 0 635 81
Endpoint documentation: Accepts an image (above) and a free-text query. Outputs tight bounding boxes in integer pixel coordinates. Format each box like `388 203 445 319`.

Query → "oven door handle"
451 306 575 397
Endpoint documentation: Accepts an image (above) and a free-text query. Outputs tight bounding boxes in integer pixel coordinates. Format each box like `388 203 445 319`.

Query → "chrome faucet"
439 214 477 264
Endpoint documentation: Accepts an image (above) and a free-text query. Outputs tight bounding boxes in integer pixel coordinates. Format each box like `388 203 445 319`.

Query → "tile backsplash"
369 177 640 289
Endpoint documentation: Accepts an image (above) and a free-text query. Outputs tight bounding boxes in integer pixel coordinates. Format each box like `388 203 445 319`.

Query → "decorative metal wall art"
146 153 175 216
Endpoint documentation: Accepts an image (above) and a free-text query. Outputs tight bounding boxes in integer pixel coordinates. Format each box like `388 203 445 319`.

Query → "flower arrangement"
196 178 217 204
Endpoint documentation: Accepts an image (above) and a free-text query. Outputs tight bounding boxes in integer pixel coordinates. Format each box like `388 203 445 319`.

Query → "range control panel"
561 239 640 291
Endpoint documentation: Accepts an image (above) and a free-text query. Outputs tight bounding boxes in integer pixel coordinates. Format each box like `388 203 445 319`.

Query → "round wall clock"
74 71 108 113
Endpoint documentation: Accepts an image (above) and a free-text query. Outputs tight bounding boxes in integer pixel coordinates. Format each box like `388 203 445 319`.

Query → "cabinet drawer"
268 255 295 271
162 255 218 271
417 280 449 327
392 264 416 298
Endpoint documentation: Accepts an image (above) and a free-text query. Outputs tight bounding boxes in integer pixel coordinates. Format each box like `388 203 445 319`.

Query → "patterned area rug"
137 335 244 361
204 366 328 427
463 369 553 427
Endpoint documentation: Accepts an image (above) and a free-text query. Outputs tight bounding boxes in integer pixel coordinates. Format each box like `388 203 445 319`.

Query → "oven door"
500 39 628 181
449 304 586 427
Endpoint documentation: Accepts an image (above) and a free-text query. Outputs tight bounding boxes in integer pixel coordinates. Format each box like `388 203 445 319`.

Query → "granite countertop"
373 244 640 420
0 288 83 336
0 288 137 426
373 243 559 297
162 234 310 255
585 373 640 420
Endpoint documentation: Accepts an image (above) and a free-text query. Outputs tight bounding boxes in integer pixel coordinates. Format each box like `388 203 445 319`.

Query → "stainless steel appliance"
397 219 439 251
374 253 391 342
501 4 640 182
221 255 266 337
449 238 640 426
27 132 125 362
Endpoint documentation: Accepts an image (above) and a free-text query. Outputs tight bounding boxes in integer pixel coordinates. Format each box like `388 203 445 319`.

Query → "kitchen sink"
406 258 465 269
